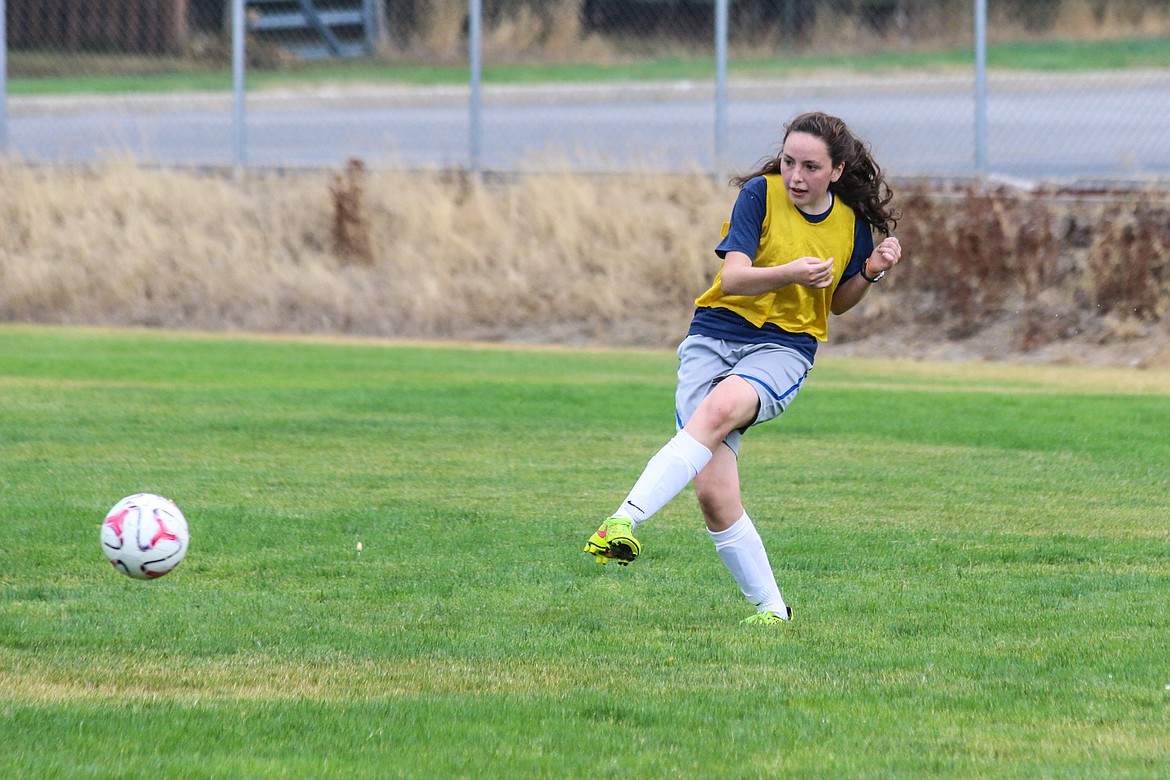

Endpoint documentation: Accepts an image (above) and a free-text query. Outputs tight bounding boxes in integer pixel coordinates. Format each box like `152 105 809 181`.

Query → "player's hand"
867 237 902 274
790 256 836 289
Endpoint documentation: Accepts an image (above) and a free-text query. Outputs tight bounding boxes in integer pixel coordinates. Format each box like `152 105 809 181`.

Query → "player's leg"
698 344 808 622
696 445 791 622
616 374 759 525
583 427 715 565
692 441 744 532
584 376 758 564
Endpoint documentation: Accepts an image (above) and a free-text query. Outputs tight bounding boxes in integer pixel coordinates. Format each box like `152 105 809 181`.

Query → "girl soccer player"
584 111 902 624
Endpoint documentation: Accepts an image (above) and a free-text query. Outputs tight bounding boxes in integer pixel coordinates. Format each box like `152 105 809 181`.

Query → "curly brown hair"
730 111 900 236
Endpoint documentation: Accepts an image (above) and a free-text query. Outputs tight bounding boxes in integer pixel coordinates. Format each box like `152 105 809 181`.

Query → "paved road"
6 72 1169 181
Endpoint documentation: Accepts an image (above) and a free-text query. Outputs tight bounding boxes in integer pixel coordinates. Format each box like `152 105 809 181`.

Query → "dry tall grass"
2 161 1168 363
0 160 721 346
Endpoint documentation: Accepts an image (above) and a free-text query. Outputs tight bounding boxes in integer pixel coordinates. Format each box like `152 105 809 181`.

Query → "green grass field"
1 324 1168 778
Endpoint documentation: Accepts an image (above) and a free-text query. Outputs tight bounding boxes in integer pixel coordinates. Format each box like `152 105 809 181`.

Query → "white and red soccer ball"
100 493 190 580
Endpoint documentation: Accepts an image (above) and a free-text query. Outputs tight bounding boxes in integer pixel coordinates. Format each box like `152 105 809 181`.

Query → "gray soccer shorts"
674 334 812 456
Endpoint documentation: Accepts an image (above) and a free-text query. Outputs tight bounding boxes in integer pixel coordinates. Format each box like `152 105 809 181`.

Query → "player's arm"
831 236 901 314
720 251 835 296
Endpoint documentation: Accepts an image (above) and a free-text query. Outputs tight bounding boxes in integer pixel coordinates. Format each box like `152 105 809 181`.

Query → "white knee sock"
613 430 712 527
709 513 789 618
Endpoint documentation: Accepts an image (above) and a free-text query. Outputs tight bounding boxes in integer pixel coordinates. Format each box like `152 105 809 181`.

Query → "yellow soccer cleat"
741 607 793 625
583 517 641 566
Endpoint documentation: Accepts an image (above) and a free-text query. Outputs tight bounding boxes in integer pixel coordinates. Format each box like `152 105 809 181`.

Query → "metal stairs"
246 0 376 60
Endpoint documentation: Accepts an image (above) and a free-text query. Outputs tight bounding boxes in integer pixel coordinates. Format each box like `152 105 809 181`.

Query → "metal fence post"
364 0 381 53
469 0 483 174
1 0 8 155
714 0 728 184
974 0 988 175
232 0 247 172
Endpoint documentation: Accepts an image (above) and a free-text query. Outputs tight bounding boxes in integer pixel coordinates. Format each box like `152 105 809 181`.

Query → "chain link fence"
2 0 1169 180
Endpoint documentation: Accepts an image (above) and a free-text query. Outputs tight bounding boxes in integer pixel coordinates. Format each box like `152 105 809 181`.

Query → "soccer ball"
100 493 190 580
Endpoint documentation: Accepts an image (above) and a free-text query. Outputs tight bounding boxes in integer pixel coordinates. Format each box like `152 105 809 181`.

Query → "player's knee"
693 389 756 440
694 474 732 517
711 377 760 427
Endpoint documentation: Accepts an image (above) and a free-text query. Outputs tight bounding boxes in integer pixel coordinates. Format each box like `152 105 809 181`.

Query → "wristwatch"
860 263 885 284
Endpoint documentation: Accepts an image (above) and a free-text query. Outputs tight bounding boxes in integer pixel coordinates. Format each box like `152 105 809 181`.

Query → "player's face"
779 131 844 214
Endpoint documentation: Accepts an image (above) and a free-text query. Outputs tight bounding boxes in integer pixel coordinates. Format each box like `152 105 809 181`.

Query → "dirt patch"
828 325 1170 371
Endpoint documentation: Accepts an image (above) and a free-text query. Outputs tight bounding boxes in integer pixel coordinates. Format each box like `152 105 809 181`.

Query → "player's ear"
831 162 845 182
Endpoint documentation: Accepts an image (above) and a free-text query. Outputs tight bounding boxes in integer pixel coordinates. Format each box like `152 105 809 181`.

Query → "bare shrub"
1089 201 1170 321
544 0 585 57
945 186 1013 337
844 181 1170 357
485 5 547 57
481 0 614 62
418 0 466 60
1014 194 1062 350
330 159 373 264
